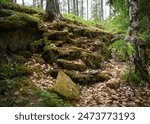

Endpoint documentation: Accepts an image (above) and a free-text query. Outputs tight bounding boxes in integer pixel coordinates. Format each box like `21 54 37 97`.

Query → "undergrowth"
109 40 134 61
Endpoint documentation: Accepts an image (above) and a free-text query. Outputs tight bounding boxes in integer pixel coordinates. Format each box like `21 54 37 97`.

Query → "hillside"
0 2 150 107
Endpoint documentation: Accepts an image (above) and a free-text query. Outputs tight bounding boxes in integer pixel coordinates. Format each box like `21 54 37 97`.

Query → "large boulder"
0 6 43 53
52 71 80 100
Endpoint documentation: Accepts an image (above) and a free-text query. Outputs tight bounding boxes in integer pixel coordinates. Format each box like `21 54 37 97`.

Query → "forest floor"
74 59 150 107
26 54 150 107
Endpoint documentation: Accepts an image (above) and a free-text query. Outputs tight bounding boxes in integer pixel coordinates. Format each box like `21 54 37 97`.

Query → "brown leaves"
74 59 150 107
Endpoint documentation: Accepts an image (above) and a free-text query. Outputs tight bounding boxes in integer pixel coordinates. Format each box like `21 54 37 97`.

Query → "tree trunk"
67 0 70 14
129 0 150 83
87 0 89 19
76 0 79 16
73 0 76 15
22 0 25 6
40 0 43 9
100 0 104 20
80 0 83 18
46 0 61 22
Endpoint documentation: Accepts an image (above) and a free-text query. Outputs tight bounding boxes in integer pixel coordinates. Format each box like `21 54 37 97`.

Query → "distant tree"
80 0 84 18
46 0 61 21
76 0 79 16
67 0 70 14
87 0 89 19
73 0 76 14
40 0 43 9
22 0 25 5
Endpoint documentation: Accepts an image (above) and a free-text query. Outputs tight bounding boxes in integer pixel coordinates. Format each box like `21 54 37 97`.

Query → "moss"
57 59 87 71
0 9 13 17
0 10 40 31
30 39 44 53
64 70 110 85
81 51 102 69
47 30 69 41
18 51 32 58
11 54 26 64
35 89 69 107
52 71 80 100
15 65 32 77
1 2 38 14
42 45 81 64
0 64 32 80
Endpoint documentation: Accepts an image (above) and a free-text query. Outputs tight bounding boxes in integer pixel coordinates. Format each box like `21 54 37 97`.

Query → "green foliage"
0 0 5 3
35 90 69 107
63 13 101 27
0 64 32 80
121 69 142 86
109 40 134 61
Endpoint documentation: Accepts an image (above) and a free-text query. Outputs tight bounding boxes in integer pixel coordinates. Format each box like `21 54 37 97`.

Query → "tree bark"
40 0 43 9
129 0 150 83
87 0 89 19
80 0 83 18
67 0 70 14
76 0 79 16
73 0 76 15
46 0 61 22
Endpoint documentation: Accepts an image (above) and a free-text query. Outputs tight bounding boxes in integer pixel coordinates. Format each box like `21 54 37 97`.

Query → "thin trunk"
22 0 25 6
67 0 70 14
40 0 43 9
76 0 79 16
73 0 76 15
100 0 104 20
80 0 83 18
87 0 88 19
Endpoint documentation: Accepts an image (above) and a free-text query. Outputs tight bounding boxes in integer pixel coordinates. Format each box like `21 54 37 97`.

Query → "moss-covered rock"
1 2 38 14
65 70 110 85
49 69 110 85
52 71 80 100
0 9 43 53
57 59 87 71
30 39 44 53
0 10 40 31
81 51 102 69
47 30 69 41
42 45 81 64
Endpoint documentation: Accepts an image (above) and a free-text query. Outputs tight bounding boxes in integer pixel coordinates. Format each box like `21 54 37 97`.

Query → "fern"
109 40 134 61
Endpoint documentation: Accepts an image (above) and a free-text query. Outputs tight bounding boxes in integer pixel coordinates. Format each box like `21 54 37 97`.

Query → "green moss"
35 89 69 107
42 45 81 64
30 40 44 53
0 10 40 31
0 64 32 80
57 59 87 71
0 9 13 17
15 65 32 77
47 31 69 41
52 71 80 100
81 51 102 69
64 70 110 85
1 2 38 14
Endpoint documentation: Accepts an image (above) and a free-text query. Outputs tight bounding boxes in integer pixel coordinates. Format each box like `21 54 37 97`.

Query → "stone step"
57 59 87 71
46 30 69 41
49 69 110 85
42 45 81 64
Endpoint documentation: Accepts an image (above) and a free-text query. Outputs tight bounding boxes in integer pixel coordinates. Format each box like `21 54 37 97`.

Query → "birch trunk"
129 0 150 83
